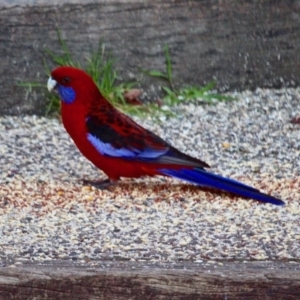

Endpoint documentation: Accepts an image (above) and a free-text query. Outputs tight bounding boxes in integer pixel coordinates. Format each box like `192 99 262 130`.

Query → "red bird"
47 66 284 206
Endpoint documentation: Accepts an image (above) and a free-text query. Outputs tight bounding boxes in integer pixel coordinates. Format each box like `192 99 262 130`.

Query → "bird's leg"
82 178 117 190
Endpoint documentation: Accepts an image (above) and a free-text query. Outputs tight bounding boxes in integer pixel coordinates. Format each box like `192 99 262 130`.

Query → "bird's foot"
82 178 116 190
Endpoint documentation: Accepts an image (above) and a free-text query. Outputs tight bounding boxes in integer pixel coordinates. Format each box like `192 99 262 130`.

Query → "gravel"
0 87 300 266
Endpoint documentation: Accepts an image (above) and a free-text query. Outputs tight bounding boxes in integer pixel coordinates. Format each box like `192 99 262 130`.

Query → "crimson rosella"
47 66 284 206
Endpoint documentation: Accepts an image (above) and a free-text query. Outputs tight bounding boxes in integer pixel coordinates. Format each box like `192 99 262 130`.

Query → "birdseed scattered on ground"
0 87 300 266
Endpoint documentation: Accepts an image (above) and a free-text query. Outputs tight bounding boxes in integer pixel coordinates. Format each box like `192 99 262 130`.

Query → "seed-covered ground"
0 88 299 266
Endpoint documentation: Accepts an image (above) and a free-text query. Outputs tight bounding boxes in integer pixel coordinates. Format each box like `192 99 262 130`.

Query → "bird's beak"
47 77 57 92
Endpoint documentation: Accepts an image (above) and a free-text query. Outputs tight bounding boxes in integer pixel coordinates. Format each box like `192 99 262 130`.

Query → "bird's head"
47 66 99 105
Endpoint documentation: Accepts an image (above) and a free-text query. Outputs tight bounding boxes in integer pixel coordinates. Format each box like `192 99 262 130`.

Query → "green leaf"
17 82 43 88
143 70 169 80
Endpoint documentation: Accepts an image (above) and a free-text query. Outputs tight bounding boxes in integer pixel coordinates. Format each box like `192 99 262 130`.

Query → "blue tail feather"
159 168 284 206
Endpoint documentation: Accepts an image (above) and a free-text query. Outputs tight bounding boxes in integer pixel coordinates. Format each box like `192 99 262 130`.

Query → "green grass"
144 45 235 107
19 31 235 119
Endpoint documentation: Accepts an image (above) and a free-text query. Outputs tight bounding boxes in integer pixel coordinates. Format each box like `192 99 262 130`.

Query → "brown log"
0 261 299 299
1 0 300 115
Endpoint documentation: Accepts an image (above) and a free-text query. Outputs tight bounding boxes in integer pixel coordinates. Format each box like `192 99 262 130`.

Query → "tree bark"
0 261 299 299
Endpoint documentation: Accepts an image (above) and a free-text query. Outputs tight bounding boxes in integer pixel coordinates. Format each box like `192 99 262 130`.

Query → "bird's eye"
61 77 71 84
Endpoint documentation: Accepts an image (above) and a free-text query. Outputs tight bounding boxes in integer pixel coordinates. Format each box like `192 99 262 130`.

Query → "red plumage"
47 66 284 205
49 66 207 181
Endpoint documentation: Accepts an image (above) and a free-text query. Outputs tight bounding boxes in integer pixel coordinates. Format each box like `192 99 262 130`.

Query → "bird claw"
81 178 115 190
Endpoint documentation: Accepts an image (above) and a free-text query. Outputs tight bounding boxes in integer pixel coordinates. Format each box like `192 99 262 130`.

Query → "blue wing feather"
87 133 168 158
86 115 208 167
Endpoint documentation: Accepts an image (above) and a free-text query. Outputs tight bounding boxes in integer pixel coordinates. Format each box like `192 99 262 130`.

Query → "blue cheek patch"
58 85 76 104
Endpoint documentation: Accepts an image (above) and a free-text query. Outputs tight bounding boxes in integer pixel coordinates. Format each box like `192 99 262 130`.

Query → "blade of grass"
164 45 173 88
